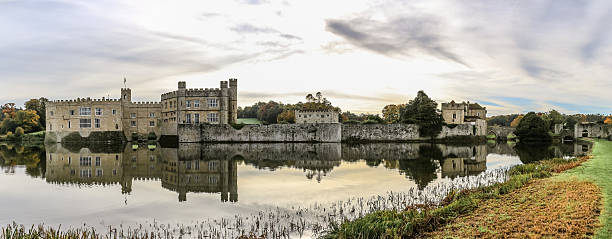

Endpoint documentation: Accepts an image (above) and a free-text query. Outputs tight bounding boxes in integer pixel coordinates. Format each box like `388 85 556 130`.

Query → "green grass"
556 139 612 238
25 131 45 136
236 118 262 125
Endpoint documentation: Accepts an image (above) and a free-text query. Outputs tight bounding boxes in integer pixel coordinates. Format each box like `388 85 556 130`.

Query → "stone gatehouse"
441 101 487 124
46 79 238 142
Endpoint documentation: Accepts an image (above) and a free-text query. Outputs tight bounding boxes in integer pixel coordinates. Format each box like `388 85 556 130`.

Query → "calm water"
0 141 588 234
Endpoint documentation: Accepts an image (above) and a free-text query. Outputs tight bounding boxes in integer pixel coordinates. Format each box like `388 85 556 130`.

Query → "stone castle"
441 101 487 124
45 79 237 142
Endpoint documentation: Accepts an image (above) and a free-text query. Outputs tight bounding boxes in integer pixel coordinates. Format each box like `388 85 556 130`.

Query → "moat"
0 141 590 236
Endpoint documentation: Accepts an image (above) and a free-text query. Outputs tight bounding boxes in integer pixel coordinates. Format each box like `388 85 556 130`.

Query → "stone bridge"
486 126 516 140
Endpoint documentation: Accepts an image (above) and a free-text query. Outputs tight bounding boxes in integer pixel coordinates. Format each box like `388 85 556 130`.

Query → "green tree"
399 90 444 138
515 112 551 142
542 109 564 130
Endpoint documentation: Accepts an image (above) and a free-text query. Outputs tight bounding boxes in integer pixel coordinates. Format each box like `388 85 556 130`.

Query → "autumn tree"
382 104 403 124
277 110 295 124
510 115 524 127
25 98 48 127
604 117 612 125
15 110 41 133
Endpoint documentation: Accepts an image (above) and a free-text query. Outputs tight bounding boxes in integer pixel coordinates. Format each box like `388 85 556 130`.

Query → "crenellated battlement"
49 97 122 105
130 101 161 106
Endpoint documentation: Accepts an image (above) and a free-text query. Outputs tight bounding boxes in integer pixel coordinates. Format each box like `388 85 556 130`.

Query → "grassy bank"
556 139 612 238
428 140 611 238
323 156 590 238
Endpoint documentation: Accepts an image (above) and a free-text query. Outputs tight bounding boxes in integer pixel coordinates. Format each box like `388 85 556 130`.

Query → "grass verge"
555 139 612 238
323 157 590 239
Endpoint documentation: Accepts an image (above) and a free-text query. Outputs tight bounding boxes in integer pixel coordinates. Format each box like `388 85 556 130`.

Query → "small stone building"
295 110 339 124
441 101 487 124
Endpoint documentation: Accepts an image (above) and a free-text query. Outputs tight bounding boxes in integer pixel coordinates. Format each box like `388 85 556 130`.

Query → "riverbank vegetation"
324 156 594 238
0 99 48 141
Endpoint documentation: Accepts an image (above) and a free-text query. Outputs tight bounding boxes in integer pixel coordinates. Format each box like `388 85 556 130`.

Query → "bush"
14 127 24 137
131 132 139 142
361 120 379 125
231 123 246 130
147 132 157 140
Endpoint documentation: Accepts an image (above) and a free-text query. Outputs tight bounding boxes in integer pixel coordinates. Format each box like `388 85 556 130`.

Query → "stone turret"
121 88 132 103
228 78 238 124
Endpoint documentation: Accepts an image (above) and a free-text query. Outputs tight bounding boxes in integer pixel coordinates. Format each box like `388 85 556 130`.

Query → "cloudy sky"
1 0 611 115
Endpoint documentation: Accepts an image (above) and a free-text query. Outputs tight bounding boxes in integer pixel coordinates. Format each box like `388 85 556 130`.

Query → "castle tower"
219 81 229 124
121 88 132 103
228 78 238 124
177 81 186 123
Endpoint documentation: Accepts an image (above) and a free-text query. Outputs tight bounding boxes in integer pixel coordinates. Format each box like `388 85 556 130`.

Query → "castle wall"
295 110 339 124
441 108 465 124
179 123 343 143
180 120 486 143
342 120 486 142
121 102 162 139
46 99 124 142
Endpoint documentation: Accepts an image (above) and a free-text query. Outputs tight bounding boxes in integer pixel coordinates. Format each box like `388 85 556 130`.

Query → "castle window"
477 112 480 117
49 124 52 130
95 108 103 116
96 169 103 177
94 118 100 128
80 156 92 166
95 157 101 166
131 121 136 127
169 101 173 107
208 99 218 108
79 119 91 128
194 113 200 123
149 112 155 117
113 169 117 175
149 121 155 127
79 107 91 116
130 113 136 118
70 110 75 115
112 109 117 115
115 124 119 130
194 100 200 108
207 113 218 123
68 121 71 128
453 113 457 119
186 100 191 108
50 111 54 116
80 169 91 178
186 114 192 123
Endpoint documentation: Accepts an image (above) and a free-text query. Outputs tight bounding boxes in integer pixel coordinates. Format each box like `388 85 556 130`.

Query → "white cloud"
0 0 611 115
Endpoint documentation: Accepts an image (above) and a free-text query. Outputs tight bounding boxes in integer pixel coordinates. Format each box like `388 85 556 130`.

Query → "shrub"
361 120 379 125
131 132 139 142
231 123 246 130
515 112 551 142
147 132 157 140
14 127 24 137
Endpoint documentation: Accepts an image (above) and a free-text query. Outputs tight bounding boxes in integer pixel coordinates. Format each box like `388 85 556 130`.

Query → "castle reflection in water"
44 142 589 202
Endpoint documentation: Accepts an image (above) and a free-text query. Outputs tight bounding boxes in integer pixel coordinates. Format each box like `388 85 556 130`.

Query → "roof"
468 103 485 110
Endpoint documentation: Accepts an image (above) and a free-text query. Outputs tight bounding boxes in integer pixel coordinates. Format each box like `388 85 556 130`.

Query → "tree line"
0 98 47 137
239 90 445 138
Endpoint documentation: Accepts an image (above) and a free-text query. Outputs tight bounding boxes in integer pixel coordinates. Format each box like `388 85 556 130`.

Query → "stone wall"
180 120 486 143
179 123 342 143
342 120 486 142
